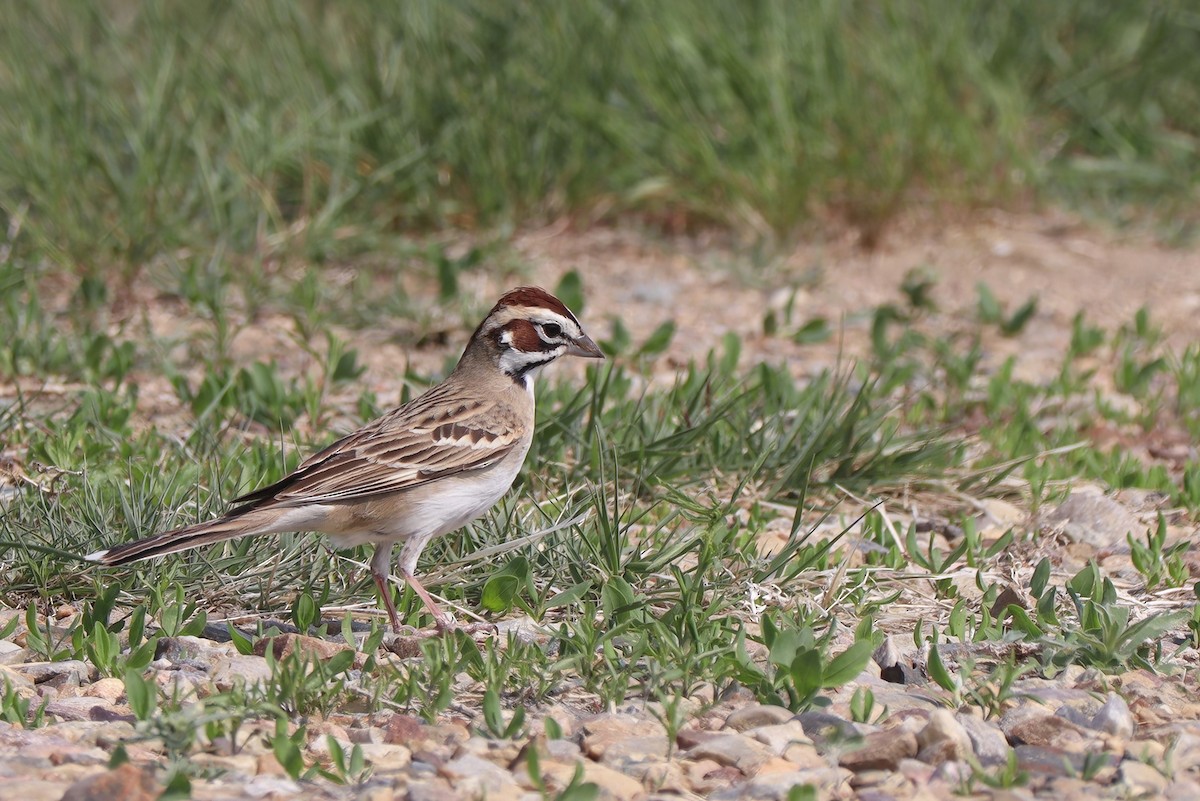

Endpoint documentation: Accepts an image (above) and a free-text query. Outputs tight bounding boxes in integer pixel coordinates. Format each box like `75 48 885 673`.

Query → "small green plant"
965 750 1029 791
1 678 47 728
320 736 373 786
479 687 527 740
1128 515 1189 590
746 614 873 711
848 686 886 724
264 645 356 717
976 283 1038 336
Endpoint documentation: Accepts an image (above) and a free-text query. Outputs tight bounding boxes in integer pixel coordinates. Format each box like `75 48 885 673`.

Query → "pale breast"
320 431 533 549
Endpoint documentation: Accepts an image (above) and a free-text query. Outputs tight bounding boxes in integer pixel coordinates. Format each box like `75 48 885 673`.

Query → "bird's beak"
566 333 604 359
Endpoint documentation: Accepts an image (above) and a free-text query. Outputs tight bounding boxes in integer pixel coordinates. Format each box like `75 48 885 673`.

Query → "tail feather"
85 516 257 566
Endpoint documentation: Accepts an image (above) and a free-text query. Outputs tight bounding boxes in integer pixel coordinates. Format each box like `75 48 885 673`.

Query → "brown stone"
723 704 794 732
580 713 666 761
839 730 918 772
1120 760 1169 796
915 709 972 763
384 713 427 745
253 633 352 662
685 733 773 774
1008 714 1099 753
541 759 643 801
60 763 157 801
1043 489 1143 549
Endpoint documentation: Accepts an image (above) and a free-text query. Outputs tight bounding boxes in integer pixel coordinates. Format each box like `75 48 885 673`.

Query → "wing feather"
229 381 519 509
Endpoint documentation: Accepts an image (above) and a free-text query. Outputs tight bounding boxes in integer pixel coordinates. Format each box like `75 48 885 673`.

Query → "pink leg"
372 569 404 634
401 569 455 633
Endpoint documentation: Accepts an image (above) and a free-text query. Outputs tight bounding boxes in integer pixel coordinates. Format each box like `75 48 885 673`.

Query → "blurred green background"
1 0 1197 279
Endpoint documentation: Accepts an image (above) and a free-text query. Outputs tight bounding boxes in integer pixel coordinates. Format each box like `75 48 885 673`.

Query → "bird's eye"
540 323 562 339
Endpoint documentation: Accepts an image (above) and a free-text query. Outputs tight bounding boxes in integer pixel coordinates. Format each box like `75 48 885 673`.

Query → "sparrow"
86 287 603 634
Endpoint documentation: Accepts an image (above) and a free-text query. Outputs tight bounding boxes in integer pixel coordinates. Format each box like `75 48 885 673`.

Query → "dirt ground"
414 209 1200 389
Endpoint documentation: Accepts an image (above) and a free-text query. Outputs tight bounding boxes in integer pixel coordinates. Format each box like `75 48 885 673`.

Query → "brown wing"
230 381 521 509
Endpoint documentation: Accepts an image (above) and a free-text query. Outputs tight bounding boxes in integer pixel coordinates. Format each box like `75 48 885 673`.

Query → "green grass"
1 0 1198 287
3 257 1200 784
2 0 1199 786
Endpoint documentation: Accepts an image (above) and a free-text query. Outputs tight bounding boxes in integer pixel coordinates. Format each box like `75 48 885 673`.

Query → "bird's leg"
393 536 494 636
400 569 455 633
370 543 404 634
395 534 456 632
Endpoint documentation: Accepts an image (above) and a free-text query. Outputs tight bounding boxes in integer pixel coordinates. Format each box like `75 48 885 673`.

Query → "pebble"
209 654 272 690
357 743 413 772
839 731 918 772
0 624 1191 801
723 704 794 732
796 710 864 749
1091 693 1135 739
746 720 813 756
12 661 91 685
542 759 643 801
580 712 666 761
1119 760 1169 796
1043 489 1143 549
440 753 525 798
956 713 1011 766
1006 713 1101 753
915 709 972 763
0 640 29 666
686 733 773 773
59 763 157 801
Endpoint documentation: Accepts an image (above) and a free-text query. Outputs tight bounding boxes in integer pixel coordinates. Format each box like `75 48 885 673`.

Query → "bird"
86 287 603 634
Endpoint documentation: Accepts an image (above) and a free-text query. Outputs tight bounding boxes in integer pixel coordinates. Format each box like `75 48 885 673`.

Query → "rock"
686 733 773 774
384 713 427 745
723 704 794 732
348 725 384 745
0 665 36 696
155 635 237 664
542 759 643 801
1007 713 1100 753
596 734 669 766
11 661 91 685
406 779 459 801
1043 489 1142 549
45 697 116 723
0 780 69 801
80 678 125 704
240 776 305 797
545 738 582 762
1091 693 1135 739
1167 780 1200 800
915 709 972 763
580 713 665 761
253 633 353 662
1125 738 1166 763
1119 760 1169 796
796 711 863 750
711 767 851 801
748 720 813 756
60 763 157 801
1015 745 1116 779
0 640 29 666
357 743 413 772
210 654 272 690
956 714 1011 766
839 730 918 772
440 753 524 799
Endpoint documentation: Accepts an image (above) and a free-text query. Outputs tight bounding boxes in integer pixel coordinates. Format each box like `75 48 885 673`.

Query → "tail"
84 514 260 566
